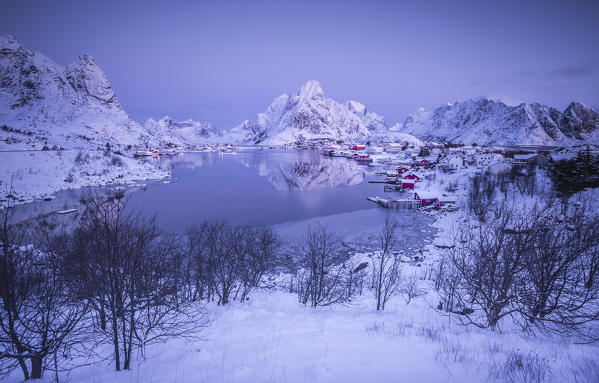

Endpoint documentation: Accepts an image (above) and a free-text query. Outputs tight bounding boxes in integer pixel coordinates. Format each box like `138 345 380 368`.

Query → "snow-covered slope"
0 35 155 149
230 80 397 145
144 116 228 146
401 98 599 145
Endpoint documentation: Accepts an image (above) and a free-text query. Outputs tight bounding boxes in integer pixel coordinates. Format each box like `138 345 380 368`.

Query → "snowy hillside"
401 97 599 145
0 35 157 149
229 80 401 145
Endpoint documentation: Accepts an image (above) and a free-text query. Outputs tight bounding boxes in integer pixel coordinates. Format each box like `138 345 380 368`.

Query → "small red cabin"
420 159 430 165
404 173 420 181
350 145 366 151
397 167 409 175
414 192 439 206
401 179 415 190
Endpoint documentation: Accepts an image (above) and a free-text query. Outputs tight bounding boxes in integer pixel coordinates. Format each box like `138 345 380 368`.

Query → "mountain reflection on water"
124 149 384 230
159 149 374 191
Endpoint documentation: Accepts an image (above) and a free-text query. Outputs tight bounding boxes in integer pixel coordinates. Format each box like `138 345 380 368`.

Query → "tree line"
434 171 599 340
0 190 419 381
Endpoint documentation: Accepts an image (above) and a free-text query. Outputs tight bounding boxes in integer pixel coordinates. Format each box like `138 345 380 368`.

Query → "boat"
57 208 78 215
133 150 153 158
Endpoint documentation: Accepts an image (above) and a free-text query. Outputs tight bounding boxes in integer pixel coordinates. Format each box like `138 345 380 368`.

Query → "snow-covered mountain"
0 35 156 149
400 98 599 145
144 116 228 146
229 80 394 145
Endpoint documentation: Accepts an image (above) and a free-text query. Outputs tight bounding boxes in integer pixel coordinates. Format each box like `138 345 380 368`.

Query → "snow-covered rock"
0 35 156 149
230 80 399 144
400 97 599 145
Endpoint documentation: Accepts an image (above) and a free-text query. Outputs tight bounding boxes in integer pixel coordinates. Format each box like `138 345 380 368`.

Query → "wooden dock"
366 197 419 209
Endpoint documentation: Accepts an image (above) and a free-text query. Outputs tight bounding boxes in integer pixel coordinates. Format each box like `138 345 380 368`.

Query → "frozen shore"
0 150 169 207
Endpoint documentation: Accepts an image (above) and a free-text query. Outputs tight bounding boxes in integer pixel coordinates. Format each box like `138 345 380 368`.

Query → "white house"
447 156 464 170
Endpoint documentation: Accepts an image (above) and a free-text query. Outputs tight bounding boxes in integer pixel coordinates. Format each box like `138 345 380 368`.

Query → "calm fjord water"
127 150 384 232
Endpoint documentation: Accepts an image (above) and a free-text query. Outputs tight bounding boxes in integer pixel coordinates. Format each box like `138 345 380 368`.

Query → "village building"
413 191 439 206
512 153 550 168
401 178 415 189
475 152 504 167
487 160 513 175
441 155 465 171
403 173 421 181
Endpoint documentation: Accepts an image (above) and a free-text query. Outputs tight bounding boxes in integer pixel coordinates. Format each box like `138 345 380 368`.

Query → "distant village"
315 140 599 211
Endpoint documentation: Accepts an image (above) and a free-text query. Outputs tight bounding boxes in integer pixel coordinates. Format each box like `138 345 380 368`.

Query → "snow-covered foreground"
56 280 597 383
0 150 168 205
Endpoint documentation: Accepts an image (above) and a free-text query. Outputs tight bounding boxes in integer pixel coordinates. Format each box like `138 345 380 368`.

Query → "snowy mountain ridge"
400 97 599 145
143 116 230 146
0 35 156 149
229 80 395 145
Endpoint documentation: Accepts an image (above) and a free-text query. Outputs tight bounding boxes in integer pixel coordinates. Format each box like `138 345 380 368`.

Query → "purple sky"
2 0 598 128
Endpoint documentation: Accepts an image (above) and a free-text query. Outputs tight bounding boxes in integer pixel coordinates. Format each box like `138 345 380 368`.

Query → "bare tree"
515 197 599 339
233 225 280 302
0 199 87 380
370 214 402 310
443 200 532 329
295 224 349 307
65 191 204 371
400 274 426 305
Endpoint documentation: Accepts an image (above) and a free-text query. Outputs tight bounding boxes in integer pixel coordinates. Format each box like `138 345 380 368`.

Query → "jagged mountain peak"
144 116 224 146
231 80 403 144
65 54 117 104
0 35 154 149
297 80 324 100
0 34 22 50
400 97 599 145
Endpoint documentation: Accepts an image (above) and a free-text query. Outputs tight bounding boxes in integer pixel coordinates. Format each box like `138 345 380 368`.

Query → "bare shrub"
489 350 552 383
74 151 90 166
417 326 445 343
400 274 426 304
110 155 124 167
370 214 402 310
569 357 599 383
295 224 349 307
344 256 368 298
434 336 470 365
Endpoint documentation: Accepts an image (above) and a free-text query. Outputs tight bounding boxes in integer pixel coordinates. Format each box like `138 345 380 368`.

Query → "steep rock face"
559 102 599 141
400 97 599 145
144 117 224 146
231 80 393 144
0 35 154 149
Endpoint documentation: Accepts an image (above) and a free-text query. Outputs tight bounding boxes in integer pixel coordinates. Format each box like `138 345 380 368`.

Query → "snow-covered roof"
414 190 439 199
514 153 539 160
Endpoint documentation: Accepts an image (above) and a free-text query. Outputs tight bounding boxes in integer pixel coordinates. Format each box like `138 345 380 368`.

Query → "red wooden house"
350 145 366 151
403 173 420 181
355 153 372 162
413 191 439 206
397 167 409 175
401 179 415 190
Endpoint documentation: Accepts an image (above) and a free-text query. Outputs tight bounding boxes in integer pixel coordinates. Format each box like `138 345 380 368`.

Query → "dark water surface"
14 149 437 252
127 150 383 231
